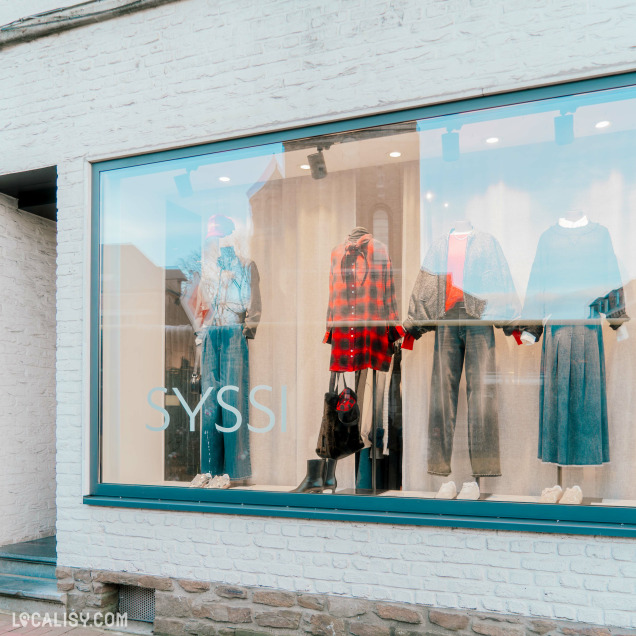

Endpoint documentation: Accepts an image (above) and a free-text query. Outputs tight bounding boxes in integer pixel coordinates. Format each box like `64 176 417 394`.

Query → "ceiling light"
595 120 611 129
444 202 449 208
486 137 499 144
219 176 230 182
300 164 311 170
425 191 434 201
389 151 401 158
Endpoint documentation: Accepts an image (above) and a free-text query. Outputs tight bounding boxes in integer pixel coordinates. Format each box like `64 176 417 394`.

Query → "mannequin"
451 219 473 234
292 226 403 494
189 214 261 488
404 218 520 500
520 211 629 504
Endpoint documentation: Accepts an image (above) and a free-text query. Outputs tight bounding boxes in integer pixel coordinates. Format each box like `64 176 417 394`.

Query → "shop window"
89 77 636 534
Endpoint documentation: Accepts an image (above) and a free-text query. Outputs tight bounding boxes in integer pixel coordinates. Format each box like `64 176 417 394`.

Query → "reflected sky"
416 85 636 300
101 143 284 268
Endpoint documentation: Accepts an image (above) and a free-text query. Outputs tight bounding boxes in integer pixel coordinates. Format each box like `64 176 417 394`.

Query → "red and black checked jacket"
323 233 404 372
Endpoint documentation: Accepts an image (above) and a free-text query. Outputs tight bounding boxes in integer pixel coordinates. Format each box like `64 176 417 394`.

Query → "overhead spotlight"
442 131 460 162
425 191 434 202
444 202 449 208
486 137 499 144
219 176 231 182
174 170 193 197
389 151 402 158
595 120 611 129
554 113 574 145
307 148 328 180
300 164 311 170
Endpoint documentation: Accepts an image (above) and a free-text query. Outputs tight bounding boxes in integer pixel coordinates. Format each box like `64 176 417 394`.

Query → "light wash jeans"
200 325 251 480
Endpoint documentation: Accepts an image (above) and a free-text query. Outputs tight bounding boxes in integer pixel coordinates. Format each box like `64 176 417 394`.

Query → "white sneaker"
457 481 480 500
436 481 457 499
539 485 563 503
559 485 583 505
189 473 212 488
205 473 231 489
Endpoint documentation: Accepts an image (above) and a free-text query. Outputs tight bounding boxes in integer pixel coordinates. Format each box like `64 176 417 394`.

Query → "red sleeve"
402 333 415 350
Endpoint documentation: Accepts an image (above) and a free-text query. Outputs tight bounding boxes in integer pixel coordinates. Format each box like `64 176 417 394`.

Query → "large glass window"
96 82 636 512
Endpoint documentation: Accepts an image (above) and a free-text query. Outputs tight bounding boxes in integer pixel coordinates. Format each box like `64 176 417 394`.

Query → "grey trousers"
427 306 501 477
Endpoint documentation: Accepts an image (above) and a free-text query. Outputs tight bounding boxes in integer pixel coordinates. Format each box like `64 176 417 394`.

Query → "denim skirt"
538 324 609 466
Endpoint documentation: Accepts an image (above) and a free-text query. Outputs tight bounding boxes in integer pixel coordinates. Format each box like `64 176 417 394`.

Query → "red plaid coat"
324 233 404 372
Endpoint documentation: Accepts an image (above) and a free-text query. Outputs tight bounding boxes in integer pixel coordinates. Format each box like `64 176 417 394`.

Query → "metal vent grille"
118 585 155 623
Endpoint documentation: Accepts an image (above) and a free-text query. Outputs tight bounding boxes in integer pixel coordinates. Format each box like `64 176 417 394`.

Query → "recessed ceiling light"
486 137 499 144
300 164 311 170
219 176 230 182
425 191 434 201
595 120 611 129
444 202 449 208
389 151 401 158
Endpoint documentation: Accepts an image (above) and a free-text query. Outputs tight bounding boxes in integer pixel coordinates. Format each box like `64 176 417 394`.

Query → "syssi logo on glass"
146 385 287 433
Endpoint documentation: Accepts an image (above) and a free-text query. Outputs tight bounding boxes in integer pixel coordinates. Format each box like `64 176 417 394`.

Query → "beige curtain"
248 169 357 489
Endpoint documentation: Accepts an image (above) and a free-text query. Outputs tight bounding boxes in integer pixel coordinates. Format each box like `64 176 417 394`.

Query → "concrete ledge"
0 0 183 50
57 567 636 635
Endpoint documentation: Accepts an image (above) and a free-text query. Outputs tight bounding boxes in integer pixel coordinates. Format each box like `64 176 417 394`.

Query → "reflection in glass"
97 83 636 509
521 215 629 468
193 214 261 483
404 220 520 488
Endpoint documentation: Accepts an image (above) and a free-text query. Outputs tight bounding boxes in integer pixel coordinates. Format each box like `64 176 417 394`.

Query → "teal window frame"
86 70 636 537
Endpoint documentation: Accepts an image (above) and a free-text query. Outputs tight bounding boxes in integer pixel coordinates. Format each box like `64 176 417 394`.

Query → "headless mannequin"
435 218 484 500
524 209 625 502
562 208 587 224
348 226 370 241
522 210 628 344
451 219 473 234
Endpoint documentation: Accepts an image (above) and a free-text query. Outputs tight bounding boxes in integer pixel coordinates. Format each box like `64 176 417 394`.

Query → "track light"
307 148 328 180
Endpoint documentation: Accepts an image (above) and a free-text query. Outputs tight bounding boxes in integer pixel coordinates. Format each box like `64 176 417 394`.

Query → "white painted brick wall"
0 0 636 627
0 193 57 546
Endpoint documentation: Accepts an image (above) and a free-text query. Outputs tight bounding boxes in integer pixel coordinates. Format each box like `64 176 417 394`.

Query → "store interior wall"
0 192 56 545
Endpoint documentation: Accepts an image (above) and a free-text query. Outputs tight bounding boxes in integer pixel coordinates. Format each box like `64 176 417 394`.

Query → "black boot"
291 459 326 493
323 459 337 493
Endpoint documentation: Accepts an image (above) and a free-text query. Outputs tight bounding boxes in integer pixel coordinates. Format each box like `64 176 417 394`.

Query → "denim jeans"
427 305 501 477
200 325 251 480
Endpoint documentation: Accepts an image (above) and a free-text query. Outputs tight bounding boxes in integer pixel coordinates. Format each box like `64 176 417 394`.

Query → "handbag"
335 375 360 427
316 373 364 460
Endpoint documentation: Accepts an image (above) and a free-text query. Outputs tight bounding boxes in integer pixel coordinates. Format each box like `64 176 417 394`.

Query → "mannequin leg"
428 322 464 476
465 324 501 478
218 325 252 481
200 328 224 476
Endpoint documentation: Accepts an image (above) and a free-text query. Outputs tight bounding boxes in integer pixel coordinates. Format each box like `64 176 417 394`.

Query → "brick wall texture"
56 566 636 636
0 193 57 545
1 0 636 629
